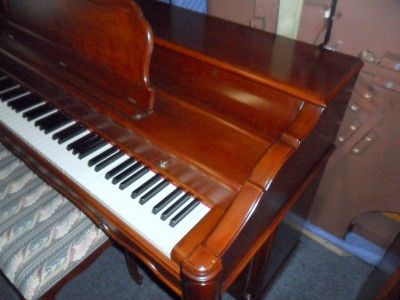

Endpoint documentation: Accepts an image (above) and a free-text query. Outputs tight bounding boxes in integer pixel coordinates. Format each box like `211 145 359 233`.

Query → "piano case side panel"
182 78 357 296
224 79 356 292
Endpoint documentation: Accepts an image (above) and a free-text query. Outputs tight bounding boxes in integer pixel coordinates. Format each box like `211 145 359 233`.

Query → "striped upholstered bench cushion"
0 144 108 299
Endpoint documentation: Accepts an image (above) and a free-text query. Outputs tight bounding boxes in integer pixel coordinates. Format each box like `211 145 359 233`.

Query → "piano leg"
124 250 144 284
242 234 275 300
181 276 222 300
181 246 223 300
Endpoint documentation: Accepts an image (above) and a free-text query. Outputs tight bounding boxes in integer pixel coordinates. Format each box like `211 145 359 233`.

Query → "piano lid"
0 0 154 117
0 0 363 191
137 0 363 107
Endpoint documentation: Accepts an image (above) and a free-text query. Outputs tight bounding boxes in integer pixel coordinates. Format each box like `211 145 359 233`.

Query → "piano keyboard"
0 74 210 258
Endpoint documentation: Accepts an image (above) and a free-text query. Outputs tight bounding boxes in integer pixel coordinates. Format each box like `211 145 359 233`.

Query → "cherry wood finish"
124 249 144 285
0 1 363 299
136 0 363 107
2 0 154 115
243 234 276 299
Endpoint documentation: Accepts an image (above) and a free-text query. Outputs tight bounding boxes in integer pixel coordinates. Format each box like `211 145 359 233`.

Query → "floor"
0 234 375 300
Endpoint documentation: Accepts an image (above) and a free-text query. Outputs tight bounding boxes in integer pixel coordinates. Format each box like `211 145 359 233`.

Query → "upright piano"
0 0 363 299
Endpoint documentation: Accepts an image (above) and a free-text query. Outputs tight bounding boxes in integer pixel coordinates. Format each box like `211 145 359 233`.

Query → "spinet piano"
0 0 363 299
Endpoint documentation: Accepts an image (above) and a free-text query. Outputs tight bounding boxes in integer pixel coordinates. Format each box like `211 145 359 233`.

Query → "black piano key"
34 112 53 127
0 78 17 91
169 199 200 227
152 188 182 215
112 162 141 185
0 87 25 102
22 103 54 121
139 180 169 205
105 158 134 179
78 139 107 159
8 94 42 112
160 194 191 221
119 167 149 190
6 93 34 108
69 134 97 154
42 114 71 134
94 151 123 172
34 111 70 132
66 132 96 151
131 174 162 199
72 135 101 155
53 123 85 144
88 146 118 167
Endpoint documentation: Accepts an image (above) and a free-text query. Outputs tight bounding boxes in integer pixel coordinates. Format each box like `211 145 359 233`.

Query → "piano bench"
0 145 110 300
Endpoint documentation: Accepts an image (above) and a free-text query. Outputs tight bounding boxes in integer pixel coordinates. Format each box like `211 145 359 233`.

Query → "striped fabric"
0 143 108 300
158 0 207 13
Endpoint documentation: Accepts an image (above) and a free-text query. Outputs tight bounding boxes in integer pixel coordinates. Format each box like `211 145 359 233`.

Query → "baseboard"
284 212 386 266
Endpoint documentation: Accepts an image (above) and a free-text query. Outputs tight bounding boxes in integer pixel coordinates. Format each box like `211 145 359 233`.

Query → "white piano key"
0 87 210 257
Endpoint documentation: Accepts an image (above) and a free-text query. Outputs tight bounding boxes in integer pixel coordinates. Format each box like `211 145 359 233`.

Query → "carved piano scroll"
3 0 154 116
